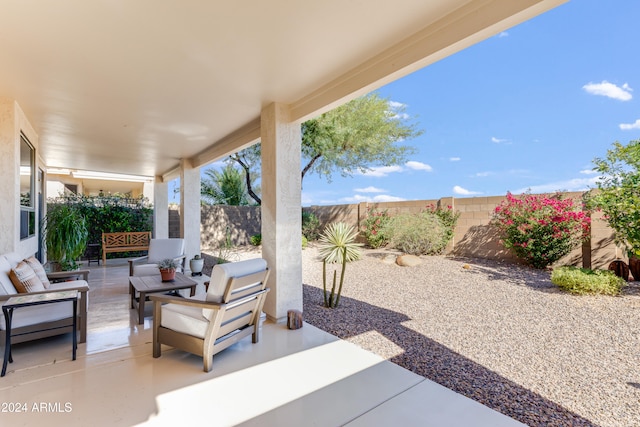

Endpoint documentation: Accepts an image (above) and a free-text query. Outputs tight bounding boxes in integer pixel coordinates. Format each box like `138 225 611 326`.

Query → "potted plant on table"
158 258 179 282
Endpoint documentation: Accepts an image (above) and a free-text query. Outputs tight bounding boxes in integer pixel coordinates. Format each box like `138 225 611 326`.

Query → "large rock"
396 254 422 267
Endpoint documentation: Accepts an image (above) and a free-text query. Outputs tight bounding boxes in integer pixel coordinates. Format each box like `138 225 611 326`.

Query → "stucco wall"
0 98 40 257
169 192 620 269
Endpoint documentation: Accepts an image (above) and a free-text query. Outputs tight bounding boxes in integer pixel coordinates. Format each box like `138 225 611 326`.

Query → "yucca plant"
318 222 362 308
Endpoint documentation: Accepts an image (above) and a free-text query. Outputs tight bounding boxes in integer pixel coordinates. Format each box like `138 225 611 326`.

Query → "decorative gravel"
298 245 640 427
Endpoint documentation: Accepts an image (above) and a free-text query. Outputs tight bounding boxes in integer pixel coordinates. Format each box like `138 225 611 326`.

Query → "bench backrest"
102 232 151 249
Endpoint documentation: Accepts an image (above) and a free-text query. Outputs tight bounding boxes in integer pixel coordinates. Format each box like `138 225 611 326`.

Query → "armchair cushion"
204 258 268 320
148 239 185 263
9 261 46 293
161 295 209 338
130 238 186 277
0 256 16 296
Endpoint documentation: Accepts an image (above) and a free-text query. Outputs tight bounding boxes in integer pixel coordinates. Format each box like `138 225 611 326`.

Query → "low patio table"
2 290 78 376
129 273 197 324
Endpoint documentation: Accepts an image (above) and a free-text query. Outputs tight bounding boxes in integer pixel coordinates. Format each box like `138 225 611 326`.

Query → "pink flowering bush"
491 192 591 269
361 208 392 248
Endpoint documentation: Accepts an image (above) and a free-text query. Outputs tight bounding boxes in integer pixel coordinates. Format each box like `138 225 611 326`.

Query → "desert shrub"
425 204 460 246
551 266 625 295
302 211 322 241
492 192 590 269
386 212 447 255
249 234 261 246
360 208 392 248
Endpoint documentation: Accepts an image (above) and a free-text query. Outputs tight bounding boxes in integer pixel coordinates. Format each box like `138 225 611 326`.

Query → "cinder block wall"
168 192 621 268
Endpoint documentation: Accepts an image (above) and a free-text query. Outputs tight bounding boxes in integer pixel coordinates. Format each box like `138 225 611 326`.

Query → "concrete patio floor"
0 259 523 426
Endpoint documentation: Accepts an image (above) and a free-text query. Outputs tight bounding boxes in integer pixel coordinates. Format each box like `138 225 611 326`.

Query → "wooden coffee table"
129 273 197 324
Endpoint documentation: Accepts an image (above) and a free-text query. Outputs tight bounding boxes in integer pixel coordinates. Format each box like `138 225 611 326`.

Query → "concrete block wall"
169 192 620 269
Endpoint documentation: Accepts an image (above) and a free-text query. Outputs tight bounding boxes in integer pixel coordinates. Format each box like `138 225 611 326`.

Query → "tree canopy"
227 92 422 205
587 139 640 255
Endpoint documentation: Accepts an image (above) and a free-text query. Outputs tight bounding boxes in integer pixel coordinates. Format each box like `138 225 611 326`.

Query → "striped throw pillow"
24 256 51 289
9 261 45 293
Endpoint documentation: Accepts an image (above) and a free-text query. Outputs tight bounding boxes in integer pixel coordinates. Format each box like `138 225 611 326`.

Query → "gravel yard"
219 245 640 426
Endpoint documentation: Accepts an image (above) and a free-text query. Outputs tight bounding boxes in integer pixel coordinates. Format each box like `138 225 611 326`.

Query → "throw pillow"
24 256 51 289
9 261 46 293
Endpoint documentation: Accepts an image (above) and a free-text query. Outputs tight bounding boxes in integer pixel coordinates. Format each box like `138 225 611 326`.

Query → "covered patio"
0 259 521 426
0 1 566 425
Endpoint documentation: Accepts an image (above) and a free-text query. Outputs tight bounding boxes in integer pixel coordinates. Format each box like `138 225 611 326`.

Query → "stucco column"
261 102 302 322
153 178 169 239
180 159 201 260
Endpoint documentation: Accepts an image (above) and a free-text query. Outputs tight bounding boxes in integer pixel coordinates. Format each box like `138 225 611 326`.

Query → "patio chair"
128 238 186 277
149 258 270 372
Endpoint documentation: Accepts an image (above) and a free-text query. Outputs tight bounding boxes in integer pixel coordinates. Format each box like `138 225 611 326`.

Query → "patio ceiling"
0 0 565 179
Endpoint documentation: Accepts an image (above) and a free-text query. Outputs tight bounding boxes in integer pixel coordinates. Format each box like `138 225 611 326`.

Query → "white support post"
153 178 169 239
180 159 201 261
260 102 303 322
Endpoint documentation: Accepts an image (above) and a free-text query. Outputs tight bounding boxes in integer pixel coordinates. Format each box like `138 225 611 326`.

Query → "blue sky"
190 0 640 206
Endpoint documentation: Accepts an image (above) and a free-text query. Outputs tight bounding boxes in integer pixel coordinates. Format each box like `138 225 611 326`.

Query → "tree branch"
301 153 322 187
229 154 261 205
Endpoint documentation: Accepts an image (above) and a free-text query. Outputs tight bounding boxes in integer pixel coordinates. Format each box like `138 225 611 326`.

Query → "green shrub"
361 208 392 248
250 234 262 246
386 212 447 255
425 204 460 246
551 266 625 295
302 235 308 249
302 211 321 241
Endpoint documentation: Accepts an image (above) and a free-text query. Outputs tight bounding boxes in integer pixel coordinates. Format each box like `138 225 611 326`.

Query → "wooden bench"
102 231 151 264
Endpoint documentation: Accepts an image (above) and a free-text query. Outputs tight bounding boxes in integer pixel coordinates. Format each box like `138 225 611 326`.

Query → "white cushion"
0 299 74 330
161 297 209 339
148 239 185 263
0 256 17 296
203 258 267 320
4 252 23 268
133 264 163 277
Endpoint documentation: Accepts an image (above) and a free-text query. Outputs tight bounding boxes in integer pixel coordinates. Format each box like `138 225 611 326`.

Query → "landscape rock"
396 254 422 267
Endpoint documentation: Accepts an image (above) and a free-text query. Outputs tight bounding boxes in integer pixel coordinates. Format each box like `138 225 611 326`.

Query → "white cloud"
512 176 599 194
339 194 405 203
474 171 494 177
354 186 386 193
359 165 404 177
583 80 633 101
580 169 598 175
498 31 509 38
388 100 410 120
491 136 509 144
449 157 461 162
620 119 640 130
405 161 433 172
453 185 482 196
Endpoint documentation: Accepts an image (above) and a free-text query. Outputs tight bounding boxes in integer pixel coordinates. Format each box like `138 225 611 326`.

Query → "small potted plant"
158 258 179 282
189 254 204 276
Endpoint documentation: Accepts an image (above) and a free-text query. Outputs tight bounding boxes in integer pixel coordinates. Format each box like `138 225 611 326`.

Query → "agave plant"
318 222 362 308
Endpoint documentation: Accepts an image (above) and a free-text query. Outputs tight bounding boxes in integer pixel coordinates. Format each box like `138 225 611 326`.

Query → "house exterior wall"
0 98 39 257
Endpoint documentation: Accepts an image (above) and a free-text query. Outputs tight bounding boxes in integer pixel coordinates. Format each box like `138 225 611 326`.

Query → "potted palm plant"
158 258 179 282
42 204 88 271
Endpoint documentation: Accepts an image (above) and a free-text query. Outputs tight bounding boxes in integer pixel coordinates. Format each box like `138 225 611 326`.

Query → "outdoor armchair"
150 258 270 372
128 238 186 277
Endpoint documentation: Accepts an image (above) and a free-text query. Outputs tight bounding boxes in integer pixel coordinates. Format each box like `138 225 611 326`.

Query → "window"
20 134 35 239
